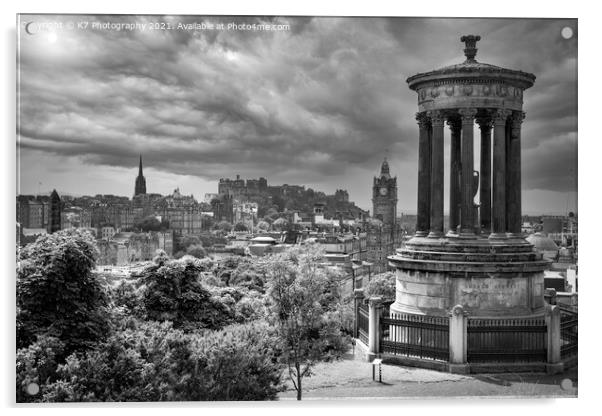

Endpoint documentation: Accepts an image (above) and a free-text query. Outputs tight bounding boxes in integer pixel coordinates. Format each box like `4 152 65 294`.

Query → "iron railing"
467 317 547 363
380 308 449 361
560 306 578 359
358 302 369 346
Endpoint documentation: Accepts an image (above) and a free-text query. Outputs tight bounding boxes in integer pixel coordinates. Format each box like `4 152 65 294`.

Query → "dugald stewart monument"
390 35 548 318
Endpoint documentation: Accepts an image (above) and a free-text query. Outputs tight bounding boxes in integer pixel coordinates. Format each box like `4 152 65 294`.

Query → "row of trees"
16 229 353 402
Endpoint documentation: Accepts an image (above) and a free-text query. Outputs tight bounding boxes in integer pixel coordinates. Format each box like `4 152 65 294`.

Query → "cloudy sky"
17 15 577 215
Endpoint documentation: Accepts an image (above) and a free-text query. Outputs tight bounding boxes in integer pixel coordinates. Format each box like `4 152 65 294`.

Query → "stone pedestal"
367 297 382 361
448 305 470 374
389 236 549 318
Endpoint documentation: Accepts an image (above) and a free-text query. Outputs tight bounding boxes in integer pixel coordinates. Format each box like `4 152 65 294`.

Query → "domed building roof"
526 232 559 254
406 35 536 91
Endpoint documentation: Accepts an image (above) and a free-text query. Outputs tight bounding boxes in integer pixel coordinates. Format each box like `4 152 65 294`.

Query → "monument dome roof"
406 35 535 91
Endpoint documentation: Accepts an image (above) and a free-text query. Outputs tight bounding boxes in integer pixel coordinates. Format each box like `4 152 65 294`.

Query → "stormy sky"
17 15 577 215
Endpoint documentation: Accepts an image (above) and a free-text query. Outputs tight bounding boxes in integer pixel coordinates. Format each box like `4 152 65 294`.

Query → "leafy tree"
229 258 269 291
256 221 270 231
213 256 251 286
272 217 289 231
186 244 207 259
178 235 201 251
133 215 169 232
265 245 350 400
139 256 233 331
110 279 146 320
364 272 396 301
153 249 170 265
233 222 248 232
265 208 279 221
216 221 233 232
199 233 227 248
17 229 111 353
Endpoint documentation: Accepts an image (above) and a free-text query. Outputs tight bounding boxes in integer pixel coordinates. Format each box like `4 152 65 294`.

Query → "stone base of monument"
379 234 555 373
388 235 550 318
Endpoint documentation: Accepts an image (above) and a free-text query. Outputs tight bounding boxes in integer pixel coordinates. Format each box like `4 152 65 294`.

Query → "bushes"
16 336 66 403
38 321 283 402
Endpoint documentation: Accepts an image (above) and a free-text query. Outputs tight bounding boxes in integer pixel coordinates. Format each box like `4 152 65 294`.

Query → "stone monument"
389 35 549 318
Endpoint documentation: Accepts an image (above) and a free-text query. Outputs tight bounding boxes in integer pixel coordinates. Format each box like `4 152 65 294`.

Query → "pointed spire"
50 189 60 201
135 154 147 196
380 156 390 177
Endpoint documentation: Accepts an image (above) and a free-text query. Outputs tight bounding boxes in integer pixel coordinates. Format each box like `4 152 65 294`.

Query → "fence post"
367 297 383 361
544 288 557 305
545 304 563 374
448 304 469 374
353 289 364 339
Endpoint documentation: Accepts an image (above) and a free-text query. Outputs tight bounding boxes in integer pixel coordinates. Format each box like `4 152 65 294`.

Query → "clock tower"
372 158 397 227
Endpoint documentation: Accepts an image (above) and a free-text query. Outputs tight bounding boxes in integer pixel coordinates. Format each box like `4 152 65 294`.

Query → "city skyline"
17 16 577 215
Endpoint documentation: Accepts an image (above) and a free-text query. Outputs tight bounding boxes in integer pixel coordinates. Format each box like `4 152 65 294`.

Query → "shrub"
16 336 66 403
41 321 283 402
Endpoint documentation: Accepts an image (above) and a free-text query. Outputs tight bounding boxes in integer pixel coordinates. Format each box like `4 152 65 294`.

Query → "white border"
3 1 597 415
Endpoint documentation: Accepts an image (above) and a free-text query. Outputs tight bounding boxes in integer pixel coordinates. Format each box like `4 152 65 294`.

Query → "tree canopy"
133 215 169 232
363 272 396 301
265 245 350 400
17 229 111 353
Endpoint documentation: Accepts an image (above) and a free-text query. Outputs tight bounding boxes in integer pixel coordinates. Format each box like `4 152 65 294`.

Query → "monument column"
448 118 462 234
477 117 493 233
490 109 511 238
428 110 445 238
415 112 431 237
507 111 525 237
458 108 478 235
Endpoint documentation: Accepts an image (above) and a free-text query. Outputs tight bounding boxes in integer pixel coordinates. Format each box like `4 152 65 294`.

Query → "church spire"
135 154 147 196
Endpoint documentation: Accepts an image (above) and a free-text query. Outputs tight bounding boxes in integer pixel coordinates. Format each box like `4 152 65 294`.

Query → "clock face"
379 187 388 196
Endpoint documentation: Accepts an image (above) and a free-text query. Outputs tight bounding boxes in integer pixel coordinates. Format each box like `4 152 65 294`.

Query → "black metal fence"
358 302 369 346
379 307 450 361
354 298 578 367
467 317 547 363
560 306 578 359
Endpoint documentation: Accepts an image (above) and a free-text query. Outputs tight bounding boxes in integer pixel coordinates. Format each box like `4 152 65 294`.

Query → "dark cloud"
17 15 577 211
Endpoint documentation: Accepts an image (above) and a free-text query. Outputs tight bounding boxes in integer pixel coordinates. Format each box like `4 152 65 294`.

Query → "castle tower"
49 189 61 233
134 155 147 196
372 158 397 227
